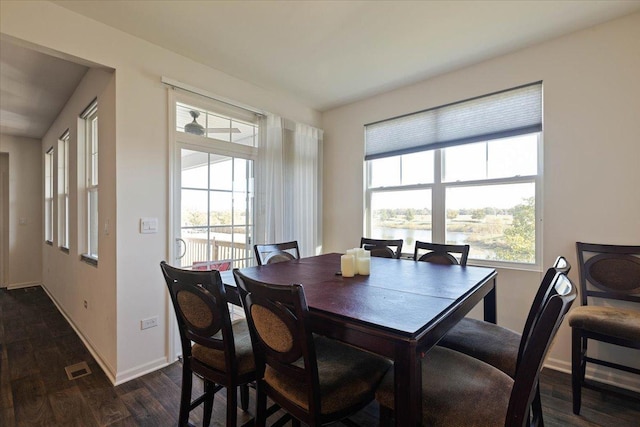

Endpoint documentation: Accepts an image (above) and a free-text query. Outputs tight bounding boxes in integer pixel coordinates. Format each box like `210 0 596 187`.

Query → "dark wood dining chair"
233 269 392 427
160 262 256 427
568 242 640 414
254 241 300 266
437 256 570 427
360 237 403 259
413 241 470 265
376 270 576 427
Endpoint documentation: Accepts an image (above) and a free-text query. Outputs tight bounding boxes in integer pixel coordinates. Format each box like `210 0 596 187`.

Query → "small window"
58 131 70 250
45 147 54 243
82 101 98 261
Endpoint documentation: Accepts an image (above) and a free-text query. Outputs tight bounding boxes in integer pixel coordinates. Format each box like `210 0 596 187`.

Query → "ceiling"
2 1 640 139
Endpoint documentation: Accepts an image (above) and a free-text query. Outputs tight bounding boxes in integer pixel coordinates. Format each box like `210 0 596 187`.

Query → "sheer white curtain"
255 114 323 257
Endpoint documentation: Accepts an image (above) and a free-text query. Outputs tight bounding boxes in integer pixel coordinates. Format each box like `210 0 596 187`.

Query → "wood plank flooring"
1 286 639 426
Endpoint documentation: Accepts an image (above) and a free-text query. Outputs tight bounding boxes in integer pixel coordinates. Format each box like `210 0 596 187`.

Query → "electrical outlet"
141 316 158 330
84 300 88 309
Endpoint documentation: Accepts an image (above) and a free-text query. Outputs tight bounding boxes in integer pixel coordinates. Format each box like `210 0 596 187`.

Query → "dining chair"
413 241 470 265
360 237 403 259
376 270 576 427
233 269 392 427
254 240 301 266
568 242 640 414
437 256 570 427
160 262 256 427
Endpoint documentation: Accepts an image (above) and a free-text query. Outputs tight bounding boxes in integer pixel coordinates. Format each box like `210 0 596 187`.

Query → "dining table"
221 252 497 427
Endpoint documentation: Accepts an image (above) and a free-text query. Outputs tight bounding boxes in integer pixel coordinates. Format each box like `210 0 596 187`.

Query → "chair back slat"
577 242 640 305
254 241 301 266
516 256 571 369
506 272 576 425
160 262 233 355
360 238 403 259
234 270 320 411
413 241 470 266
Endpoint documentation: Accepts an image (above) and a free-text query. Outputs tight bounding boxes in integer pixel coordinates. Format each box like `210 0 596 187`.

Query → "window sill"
59 246 70 254
81 254 98 267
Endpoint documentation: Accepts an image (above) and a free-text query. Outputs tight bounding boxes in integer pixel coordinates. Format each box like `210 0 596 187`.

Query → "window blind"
365 82 542 160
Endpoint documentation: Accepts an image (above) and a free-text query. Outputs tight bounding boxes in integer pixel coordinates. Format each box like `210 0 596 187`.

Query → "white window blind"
365 82 542 160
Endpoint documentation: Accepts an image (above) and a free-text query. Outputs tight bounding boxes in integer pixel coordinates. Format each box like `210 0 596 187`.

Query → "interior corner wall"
321 12 640 392
0 135 43 288
1 0 321 384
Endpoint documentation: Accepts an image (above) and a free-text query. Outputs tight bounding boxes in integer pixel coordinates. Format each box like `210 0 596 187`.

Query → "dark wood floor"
1 286 639 426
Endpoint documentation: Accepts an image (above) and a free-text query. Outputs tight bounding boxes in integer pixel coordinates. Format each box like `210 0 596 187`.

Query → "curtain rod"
161 77 266 117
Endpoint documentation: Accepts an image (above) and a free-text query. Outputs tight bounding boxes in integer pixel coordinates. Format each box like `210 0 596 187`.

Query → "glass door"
175 148 254 270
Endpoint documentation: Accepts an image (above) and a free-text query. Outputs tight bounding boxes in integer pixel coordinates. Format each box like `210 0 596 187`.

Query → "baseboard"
114 357 171 386
40 285 118 385
545 357 640 393
7 280 41 290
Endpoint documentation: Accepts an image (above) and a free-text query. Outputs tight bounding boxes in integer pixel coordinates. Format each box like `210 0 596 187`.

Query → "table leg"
483 277 497 324
394 344 421 427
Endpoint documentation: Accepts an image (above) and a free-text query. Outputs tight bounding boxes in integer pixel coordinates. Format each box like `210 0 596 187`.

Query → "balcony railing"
181 236 252 269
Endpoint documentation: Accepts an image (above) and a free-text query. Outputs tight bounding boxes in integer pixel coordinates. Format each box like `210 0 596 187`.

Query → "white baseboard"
7 281 41 290
545 357 640 393
40 285 118 384
114 357 171 385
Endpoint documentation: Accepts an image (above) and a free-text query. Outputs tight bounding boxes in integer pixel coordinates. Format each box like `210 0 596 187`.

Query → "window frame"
58 130 70 251
365 133 542 270
81 101 98 263
44 147 54 244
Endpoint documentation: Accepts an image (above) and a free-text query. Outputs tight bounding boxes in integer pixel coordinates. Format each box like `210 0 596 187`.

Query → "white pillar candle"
341 254 355 277
357 255 370 275
346 249 359 274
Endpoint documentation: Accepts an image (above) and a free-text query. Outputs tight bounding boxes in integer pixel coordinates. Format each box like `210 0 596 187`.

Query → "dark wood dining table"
221 252 497 427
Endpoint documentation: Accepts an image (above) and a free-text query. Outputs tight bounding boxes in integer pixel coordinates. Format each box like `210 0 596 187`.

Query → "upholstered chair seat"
438 318 520 377
264 336 391 415
568 306 640 342
376 346 513 426
192 319 256 375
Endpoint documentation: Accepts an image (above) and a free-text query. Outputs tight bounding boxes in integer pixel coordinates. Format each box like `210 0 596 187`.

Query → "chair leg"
227 386 238 427
240 383 250 411
256 382 267 427
203 380 215 427
531 381 544 427
379 404 393 427
179 363 194 427
571 327 583 415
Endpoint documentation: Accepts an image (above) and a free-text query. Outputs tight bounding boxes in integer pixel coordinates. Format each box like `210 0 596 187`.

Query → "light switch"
140 217 158 234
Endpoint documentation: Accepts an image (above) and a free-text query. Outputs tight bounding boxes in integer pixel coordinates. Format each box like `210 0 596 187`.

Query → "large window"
365 83 542 265
82 101 98 260
58 131 70 250
173 97 258 271
44 147 54 244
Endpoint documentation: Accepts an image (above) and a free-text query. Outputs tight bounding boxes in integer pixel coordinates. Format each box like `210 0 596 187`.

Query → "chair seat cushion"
568 306 640 342
437 317 521 377
376 346 513 426
265 336 392 416
192 318 255 375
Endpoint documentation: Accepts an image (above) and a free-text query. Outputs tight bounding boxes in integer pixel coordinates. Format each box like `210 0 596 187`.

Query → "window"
44 147 54 244
82 101 98 260
58 131 70 250
365 83 542 265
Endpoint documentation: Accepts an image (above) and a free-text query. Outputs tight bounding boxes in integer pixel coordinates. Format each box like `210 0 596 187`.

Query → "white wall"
0 135 42 288
1 0 321 384
322 13 640 391
41 68 117 378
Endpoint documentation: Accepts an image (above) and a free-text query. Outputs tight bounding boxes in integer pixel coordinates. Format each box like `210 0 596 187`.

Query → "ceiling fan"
184 110 240 136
